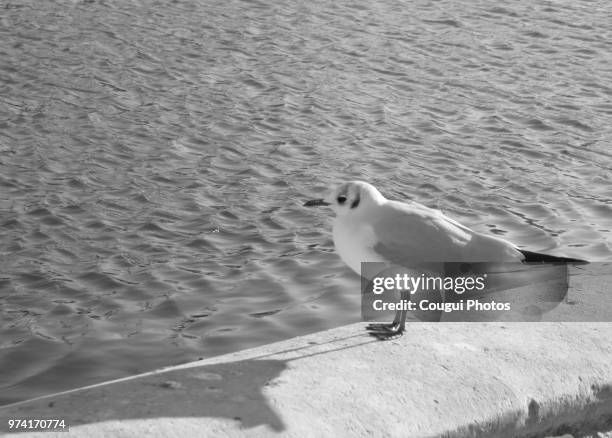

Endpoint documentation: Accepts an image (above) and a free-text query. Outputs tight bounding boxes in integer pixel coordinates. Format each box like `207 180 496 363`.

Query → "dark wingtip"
520 250 589 264
304 199 330 207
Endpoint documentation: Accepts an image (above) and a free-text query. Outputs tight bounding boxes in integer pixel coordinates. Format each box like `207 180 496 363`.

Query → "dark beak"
304 199 330 207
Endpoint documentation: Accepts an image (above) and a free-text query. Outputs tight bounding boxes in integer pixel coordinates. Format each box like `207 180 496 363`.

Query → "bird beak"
304 199 330 207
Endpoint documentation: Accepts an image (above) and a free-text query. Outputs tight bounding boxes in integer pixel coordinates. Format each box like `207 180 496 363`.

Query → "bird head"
304 181 386 217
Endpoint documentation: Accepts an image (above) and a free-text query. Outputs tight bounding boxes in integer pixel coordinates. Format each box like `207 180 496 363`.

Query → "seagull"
304 181 587 339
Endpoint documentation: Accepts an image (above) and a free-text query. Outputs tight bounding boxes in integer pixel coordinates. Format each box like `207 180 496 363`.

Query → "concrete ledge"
1 321 612 437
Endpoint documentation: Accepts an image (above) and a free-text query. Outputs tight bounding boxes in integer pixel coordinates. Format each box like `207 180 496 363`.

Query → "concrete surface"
1 263 611 437
1 321 611 438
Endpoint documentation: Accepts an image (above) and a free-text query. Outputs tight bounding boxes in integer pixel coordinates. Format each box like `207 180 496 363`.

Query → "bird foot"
366 322 396 331
366 323 404 340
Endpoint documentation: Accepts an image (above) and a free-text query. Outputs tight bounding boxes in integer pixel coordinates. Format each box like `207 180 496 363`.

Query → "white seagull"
304 181 587 339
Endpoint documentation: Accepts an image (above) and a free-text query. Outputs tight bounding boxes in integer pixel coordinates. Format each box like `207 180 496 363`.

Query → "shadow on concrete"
0 332 377 434
0 359 287 433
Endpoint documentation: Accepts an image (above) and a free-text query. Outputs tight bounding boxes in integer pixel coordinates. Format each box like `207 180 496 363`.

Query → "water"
1 0 611 406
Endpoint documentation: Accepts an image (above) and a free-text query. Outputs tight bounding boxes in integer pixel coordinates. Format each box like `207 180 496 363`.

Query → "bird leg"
366 289 409 340
367 309 406 340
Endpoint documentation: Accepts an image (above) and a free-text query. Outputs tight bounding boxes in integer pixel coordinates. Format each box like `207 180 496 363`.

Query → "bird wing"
371 200 523 266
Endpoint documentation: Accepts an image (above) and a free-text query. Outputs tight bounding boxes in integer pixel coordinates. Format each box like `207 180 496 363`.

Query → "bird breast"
332 218 385 275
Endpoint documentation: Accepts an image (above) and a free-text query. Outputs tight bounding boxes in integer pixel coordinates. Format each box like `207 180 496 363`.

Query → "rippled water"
1 0 611 405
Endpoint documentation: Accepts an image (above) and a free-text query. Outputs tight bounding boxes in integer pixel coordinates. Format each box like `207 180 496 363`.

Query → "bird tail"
519 250 588 264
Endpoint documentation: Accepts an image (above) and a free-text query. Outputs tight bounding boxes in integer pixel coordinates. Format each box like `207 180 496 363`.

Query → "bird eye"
337 196 347 204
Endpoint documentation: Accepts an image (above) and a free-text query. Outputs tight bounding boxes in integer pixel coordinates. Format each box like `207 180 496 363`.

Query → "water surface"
1 0 611 405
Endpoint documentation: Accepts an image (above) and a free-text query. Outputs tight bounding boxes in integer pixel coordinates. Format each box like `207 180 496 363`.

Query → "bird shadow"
0 333 376 434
